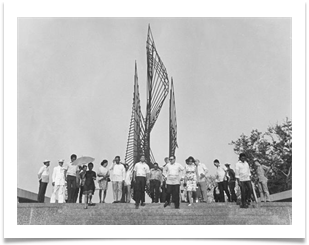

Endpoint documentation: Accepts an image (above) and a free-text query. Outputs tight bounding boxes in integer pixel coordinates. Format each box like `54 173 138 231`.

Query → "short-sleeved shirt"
215 165 227 182
150 169 163 182
235 161 251 181
164 162 184 185
38 165 50 183
134 162 150 177
66 162 78 177
112 164 126 182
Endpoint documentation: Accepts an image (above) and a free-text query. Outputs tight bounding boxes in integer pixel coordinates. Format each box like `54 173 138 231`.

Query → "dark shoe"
175 207 180 209
240 204 249 208
164 202 169 208
135 203 139 209
141 203 146 206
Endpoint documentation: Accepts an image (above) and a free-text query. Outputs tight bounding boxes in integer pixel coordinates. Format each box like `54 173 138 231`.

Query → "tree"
230 118 292 194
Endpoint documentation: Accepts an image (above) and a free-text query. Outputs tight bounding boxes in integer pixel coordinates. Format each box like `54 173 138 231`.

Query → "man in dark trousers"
214 159 231 202
37 160 50 203
133 155 150 209
163 156 184 209
235 153 253 208
65 154 78 203
225 163 237 202
149 163 163 203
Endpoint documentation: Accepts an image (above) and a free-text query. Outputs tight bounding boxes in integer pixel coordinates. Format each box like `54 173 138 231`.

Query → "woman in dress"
184 156 199 206
123 163 132 203
83 162 96 209
97 160 110 203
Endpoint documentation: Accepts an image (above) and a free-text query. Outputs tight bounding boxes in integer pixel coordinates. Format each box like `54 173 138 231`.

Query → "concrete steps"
17 202 292 225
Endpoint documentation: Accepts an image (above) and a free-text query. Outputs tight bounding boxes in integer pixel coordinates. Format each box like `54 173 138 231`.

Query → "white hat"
58 159 64 163
43 159 50 163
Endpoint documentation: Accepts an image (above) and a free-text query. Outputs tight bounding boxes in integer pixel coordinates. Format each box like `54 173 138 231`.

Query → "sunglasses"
169 158 174 160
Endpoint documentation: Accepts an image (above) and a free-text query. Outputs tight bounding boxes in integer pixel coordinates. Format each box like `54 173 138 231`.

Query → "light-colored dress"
97 166 109 190
185 164 197 192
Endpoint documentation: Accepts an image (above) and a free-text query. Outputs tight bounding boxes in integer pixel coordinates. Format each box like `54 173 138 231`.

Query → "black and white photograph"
3 0 306 239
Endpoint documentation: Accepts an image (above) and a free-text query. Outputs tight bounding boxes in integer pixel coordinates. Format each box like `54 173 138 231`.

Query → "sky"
17 17 291 203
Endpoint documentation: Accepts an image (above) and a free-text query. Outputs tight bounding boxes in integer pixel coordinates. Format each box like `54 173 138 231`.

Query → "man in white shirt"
235 153 253 208
214 159 231 202
133 155 150 209
50 159 66 203
65 154 78 203
111 156 125 203
163 156 184 209
37 159 50 203
196 159 209 203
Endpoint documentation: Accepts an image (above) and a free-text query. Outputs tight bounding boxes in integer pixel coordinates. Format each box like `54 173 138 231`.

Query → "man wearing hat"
50 159 66 203
37 160 50 203
225 163 237 202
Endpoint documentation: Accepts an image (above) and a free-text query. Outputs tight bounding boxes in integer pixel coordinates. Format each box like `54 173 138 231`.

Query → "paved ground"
17 202 292 225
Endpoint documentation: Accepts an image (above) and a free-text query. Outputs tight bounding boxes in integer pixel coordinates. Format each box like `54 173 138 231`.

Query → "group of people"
37 154 98 208
37 153 271 209
213 153 271 208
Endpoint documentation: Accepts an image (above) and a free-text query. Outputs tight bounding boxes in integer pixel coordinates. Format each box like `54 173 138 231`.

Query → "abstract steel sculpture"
125 25 177 171
169 78 178 157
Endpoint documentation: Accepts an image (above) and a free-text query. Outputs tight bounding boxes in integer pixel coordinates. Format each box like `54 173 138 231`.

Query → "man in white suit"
51 159 66 203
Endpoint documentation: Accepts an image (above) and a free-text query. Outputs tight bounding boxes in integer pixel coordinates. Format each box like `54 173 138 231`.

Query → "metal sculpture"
169 78 178 157
125 25 170 170
125 62 145 171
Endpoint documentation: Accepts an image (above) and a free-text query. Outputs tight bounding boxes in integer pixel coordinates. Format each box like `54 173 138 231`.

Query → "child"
83 162 96 209
213 185 220 203
79 165 87 203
